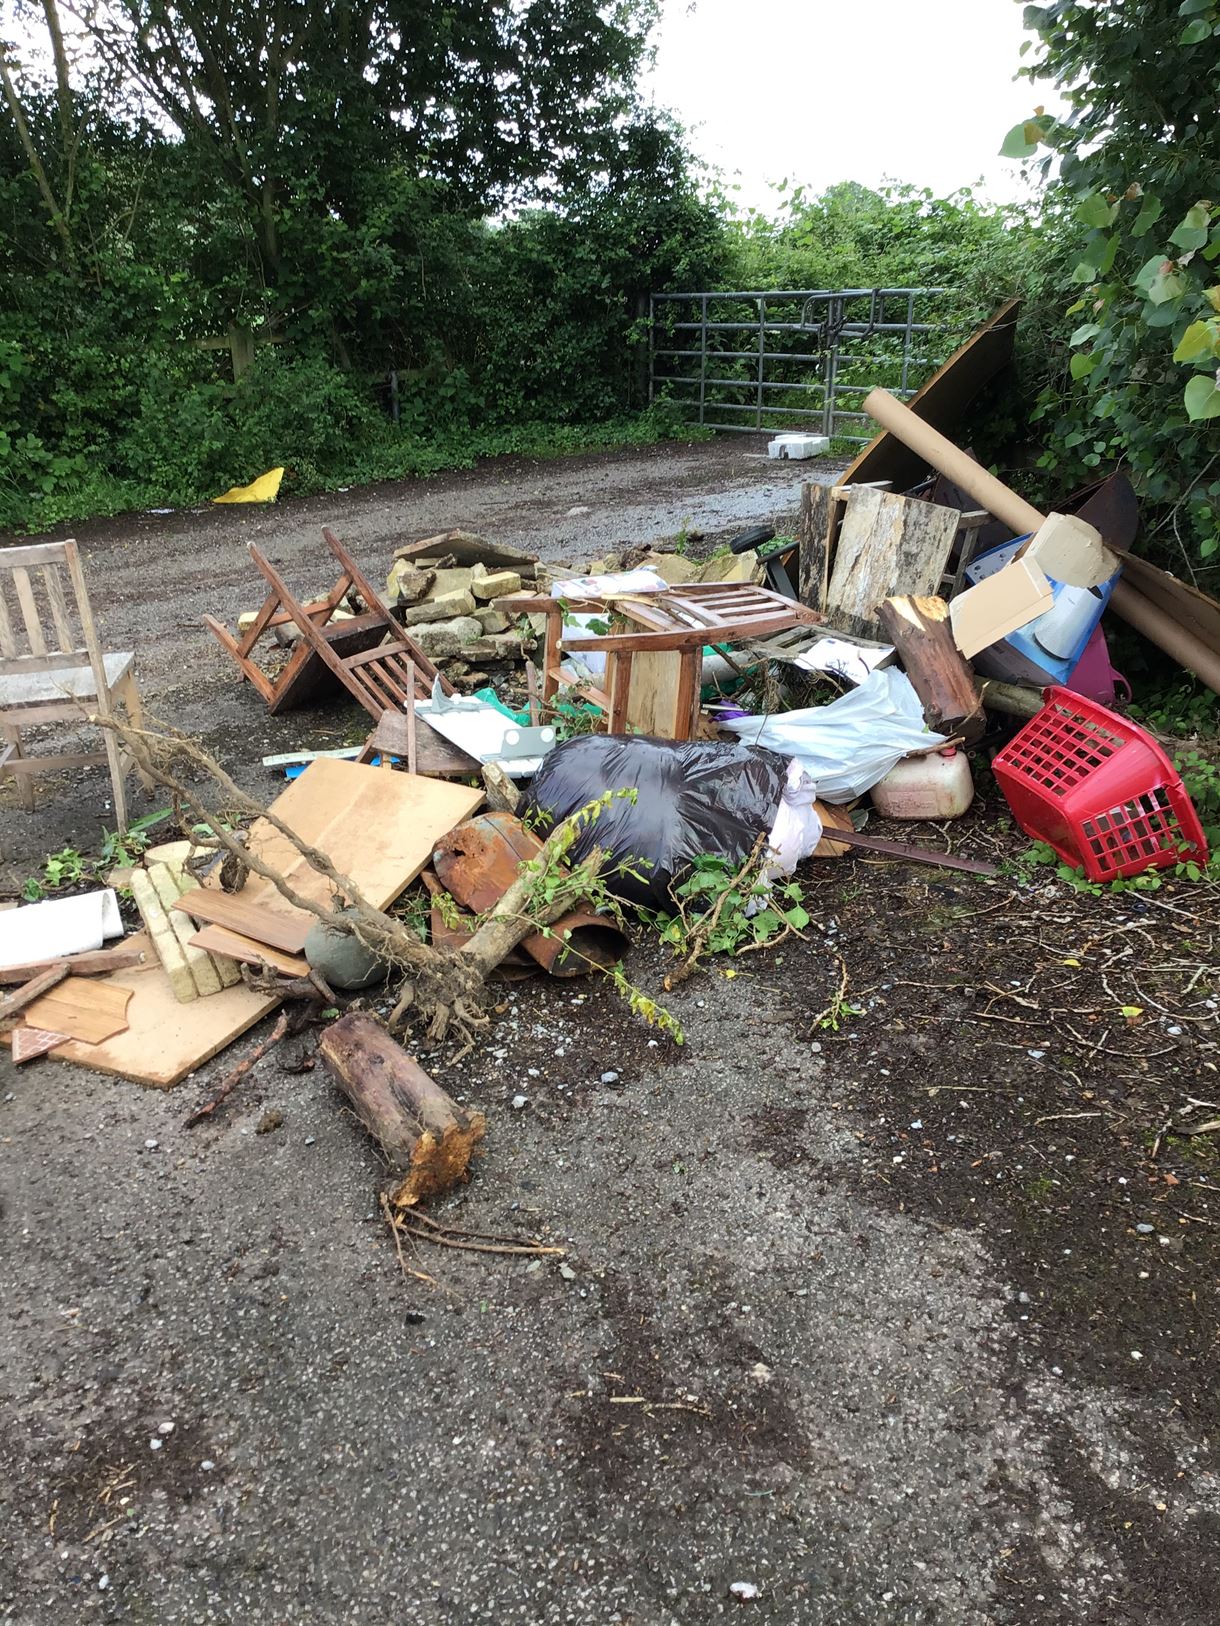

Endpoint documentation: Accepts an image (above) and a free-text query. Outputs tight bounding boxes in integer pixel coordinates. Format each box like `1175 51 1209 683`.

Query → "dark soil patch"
757 788 1220 1625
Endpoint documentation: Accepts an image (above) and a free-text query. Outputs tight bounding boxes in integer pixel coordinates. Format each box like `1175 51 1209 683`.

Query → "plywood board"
189 924 310 978
840 299 1021 492
19 977 133 1043
798 482 845 612
243 757 482 910
181 759 483 952
825 489 961 639
2 931 279 1089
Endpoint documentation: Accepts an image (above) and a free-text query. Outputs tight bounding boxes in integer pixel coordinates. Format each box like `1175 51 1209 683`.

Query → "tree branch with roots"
92 712 619 1059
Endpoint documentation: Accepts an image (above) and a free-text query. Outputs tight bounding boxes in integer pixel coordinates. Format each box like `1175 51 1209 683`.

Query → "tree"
1002 0 1220 564
72 0 661 280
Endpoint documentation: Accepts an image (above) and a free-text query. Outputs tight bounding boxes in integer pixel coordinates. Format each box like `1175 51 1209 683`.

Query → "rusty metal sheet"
420 871 533 979
432 811 629 977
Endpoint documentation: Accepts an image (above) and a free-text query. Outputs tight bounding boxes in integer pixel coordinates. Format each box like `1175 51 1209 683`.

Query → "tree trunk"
319 1014 485 1206
876 594 985 742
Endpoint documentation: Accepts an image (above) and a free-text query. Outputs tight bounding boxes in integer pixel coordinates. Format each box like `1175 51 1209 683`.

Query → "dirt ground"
2 438 1218 1625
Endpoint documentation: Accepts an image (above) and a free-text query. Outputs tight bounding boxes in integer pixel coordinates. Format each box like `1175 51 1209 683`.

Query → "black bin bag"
522 735 792 908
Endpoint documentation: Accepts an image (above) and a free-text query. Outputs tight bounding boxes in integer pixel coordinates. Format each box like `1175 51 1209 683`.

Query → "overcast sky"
646 0 1054 212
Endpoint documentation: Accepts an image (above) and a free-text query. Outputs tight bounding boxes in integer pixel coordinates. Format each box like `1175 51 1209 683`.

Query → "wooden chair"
204 528 453 719
0 539 149 829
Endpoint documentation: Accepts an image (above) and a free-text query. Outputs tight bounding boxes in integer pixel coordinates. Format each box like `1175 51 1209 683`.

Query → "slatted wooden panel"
0 554 82 661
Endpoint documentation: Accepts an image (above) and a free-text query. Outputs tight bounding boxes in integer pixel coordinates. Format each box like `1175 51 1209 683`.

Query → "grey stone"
303 910 387 990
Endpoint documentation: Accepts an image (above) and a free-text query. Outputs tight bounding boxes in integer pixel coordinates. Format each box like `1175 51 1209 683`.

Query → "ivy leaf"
1131 195 1163 237
1071 350 1101 380
1179 17 1211 41
1179 0 1213 15
1173 320 1220 362
1077 192 1116 229
1069 322 1101 345
1170 203 1211 252
1207 286 1220 313
1185 374 1220 420
999 118 1046 158
1148 265 1187 304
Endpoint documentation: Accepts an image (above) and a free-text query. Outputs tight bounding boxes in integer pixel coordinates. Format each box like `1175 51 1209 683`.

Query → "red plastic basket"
993 686 1208 882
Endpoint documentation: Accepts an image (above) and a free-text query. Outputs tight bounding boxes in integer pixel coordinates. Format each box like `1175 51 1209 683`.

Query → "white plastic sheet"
0 888 124 970
721 667 947 803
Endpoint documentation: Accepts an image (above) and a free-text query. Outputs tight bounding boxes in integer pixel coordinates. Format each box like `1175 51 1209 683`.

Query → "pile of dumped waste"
3 357 1216 1221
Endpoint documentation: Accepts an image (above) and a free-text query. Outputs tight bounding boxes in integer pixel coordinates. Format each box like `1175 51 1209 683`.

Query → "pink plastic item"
1063 624 1130 707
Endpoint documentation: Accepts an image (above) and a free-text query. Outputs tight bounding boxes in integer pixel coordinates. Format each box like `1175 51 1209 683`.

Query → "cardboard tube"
862 389 1045 536
1109 581 1220 696
863 387 1220 695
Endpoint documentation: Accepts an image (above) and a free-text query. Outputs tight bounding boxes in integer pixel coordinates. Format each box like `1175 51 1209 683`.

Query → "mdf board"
825 489 961 639
2 931 279 1089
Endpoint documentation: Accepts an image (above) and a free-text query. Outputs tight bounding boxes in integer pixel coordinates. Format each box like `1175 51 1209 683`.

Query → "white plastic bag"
721 667 947 803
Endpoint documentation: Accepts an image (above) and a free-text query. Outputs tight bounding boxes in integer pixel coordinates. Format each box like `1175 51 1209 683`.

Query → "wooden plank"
824 488 961 639
366 711 479 777
0 946 146 985
12 567 47 656
41 565 76 653
171 891 314 954
19 977 134 1043
0 585 15 656
0 964 69 1021
188 924 310 978
820 826 998 876
0 542 72 568
1 931 279 1089
840 299 1021 492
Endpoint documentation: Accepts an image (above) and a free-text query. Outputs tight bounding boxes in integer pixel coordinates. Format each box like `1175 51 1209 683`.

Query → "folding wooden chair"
204 527 453 719
0 539 150 829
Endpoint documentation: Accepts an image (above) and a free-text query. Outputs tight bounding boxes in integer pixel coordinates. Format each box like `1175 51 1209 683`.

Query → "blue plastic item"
964 536 1120 688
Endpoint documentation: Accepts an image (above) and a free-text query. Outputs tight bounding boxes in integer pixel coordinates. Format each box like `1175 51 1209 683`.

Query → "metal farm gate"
648 287 951 443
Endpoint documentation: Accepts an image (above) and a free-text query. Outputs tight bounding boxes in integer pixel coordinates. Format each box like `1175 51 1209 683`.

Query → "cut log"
320 1013 485 1206
876 594 985 742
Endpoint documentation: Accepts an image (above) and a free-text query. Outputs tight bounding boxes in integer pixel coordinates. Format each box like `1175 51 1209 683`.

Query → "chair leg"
1 722 36 811
119 672 155 793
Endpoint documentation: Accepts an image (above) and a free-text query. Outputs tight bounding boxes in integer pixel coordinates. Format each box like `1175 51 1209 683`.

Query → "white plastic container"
870 747 975 820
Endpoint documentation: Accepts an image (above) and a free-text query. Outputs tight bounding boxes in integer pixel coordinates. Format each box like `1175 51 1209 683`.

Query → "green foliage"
21 809 171 901
651 854 810 961
1004 0 1220 565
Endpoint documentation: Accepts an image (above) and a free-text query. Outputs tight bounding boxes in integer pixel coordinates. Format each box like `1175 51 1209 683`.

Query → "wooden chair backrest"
0 539 108 688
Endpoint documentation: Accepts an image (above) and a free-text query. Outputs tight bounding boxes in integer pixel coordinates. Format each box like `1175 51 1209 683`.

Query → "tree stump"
319 1013 485 1206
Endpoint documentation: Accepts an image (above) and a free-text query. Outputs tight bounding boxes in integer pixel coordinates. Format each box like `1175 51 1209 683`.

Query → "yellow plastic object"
213 467 284 504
